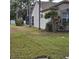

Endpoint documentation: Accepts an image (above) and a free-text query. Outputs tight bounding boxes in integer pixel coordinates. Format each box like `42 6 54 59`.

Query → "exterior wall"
32 2 39 28
40 11 51 29
32 3 51 29
57 3 69 31
57 3 69 18
32 2 69 30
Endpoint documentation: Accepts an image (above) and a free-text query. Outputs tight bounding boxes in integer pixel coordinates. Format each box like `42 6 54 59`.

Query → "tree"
45 10 59 32
10 0 18 20
17 0 35 26
10 0 35 26
10 0 24 25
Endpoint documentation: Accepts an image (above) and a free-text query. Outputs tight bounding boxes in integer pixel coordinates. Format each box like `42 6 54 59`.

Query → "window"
62 18 69 26
26 16 29 25
32 16 34 25
61 9 69 26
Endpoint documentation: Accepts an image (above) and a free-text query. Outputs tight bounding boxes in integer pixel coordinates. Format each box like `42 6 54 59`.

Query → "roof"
32 0 69 12
37 1 57 12
54 0 69 7
40 1 57 11
41 7 58 12
40 0 69 12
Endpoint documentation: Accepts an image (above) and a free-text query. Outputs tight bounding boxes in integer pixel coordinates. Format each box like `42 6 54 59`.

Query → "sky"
37 0 63 2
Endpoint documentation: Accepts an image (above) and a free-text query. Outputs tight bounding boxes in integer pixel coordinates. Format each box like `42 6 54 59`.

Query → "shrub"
15 18 24 26
45 22 52 32
44 11 58 19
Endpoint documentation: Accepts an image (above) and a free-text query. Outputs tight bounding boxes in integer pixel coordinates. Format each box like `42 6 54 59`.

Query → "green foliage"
15 18 24 26
10 0 35 20
10 10 16 20
10 1 17 20
45 11 58 32
45 11 58 19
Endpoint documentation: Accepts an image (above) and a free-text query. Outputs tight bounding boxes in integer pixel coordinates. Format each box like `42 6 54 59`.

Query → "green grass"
10 25 69 59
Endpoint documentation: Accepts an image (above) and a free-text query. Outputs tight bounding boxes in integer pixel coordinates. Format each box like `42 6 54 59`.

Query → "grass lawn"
10 25 69 59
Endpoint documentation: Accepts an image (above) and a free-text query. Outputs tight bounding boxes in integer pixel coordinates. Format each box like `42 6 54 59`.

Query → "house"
10 20 15 24
32 1 57 29
28 0 69 31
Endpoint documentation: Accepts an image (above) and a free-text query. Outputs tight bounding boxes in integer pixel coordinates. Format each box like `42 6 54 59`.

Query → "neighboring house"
10 20 26 25
10 20 15 24
32 1 56 29
55 0 69 31
28 0 69 31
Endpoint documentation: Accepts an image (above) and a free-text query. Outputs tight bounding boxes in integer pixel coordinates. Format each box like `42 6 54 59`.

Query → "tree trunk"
51 17 56 32
53 22 56 32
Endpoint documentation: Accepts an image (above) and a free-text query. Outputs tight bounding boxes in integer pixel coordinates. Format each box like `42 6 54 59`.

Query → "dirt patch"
10 28 19 33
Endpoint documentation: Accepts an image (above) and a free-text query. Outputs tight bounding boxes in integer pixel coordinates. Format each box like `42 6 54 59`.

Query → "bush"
44 11 58 19
45 22 52 32
15 18 24 26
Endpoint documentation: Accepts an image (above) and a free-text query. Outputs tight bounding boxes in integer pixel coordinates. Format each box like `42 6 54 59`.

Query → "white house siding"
32 3 39 28
40 10 51 29
32 3 51 29
40 18 51 29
